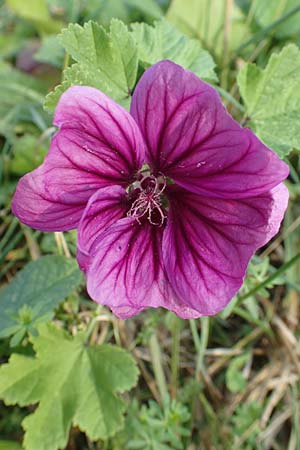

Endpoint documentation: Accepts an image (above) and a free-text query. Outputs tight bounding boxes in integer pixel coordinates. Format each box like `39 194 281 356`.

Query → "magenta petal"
11 164 85 231
163 185 289 316
12 85 146 232
54 86 145 183
86 218 171 317
86 217 207 319
77 186 128 271
131 60 288 198
170 130 289 199
11 134 105 231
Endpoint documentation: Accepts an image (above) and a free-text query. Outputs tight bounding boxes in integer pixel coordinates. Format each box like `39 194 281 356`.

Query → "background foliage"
1 0 300 449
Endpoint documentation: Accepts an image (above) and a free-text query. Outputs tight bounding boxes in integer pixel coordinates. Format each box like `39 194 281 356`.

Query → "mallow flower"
12 61 289 319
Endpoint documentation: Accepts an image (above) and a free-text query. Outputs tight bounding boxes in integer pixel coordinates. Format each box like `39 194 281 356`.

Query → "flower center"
127 172 168 226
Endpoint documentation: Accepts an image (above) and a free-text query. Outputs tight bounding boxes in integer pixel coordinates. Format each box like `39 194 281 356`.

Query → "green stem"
0 231 23 263
236 5 300 53
189 319 201 352
196 317 210 375
149 332 168 403
170 318 180 398
84 307 101 345
237 252 300 306
216 86 245 113
0 217 19 252
7 83 45 104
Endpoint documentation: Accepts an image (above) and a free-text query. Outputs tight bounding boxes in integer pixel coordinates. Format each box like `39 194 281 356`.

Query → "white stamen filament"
127 174 167 226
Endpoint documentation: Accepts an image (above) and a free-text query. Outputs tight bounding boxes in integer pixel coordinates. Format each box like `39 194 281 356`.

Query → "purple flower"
12 61 289 319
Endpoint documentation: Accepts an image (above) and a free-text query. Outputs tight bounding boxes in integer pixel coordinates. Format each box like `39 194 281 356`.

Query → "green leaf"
46 0 81 23
0 255 83 338
82 0 129 24
252 0 300 39
166 0 251 58
125 0 163 19
238 44 300 157
131 20 217 82
34 35 64 68
0 64 47 139
225 352 250 393
9 134 48 175
0 324 139 450
6 0 62 34
45 20 138 112
83 0 163 24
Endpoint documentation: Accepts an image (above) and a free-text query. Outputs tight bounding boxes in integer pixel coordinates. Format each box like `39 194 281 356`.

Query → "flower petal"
86 217 201 319
12 85 146 231
131 60 288 198
169 130 289 199
54 85 145 183
11 134 105 231
163 184 289 316
77 186 128 271
86 218 170 317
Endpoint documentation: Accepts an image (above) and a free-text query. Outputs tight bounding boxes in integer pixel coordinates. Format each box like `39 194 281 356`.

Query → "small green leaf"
238 44 300 157
45 20 138 112
0 324 139 450
225 352 250 393
131 20 217 82
0 255 83 338
9 327 26 348
231 401 263 445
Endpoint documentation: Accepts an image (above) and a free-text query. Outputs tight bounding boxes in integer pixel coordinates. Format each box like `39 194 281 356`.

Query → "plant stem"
170 318 180 399
84 307 101 345
216 86 245 113
0 217 18 252
149 332 168 403
221 0 233 90
190 318 210 379
196 317 210 376
236 5 300 53
189 319 201 353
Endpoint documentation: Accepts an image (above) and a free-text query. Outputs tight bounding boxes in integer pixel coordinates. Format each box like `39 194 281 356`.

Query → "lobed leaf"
0 324 139 450
238 44 300 157
45 19 138 111
0 255 83 338
131 20 217 82
44 19 217 112
166 0 251 58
